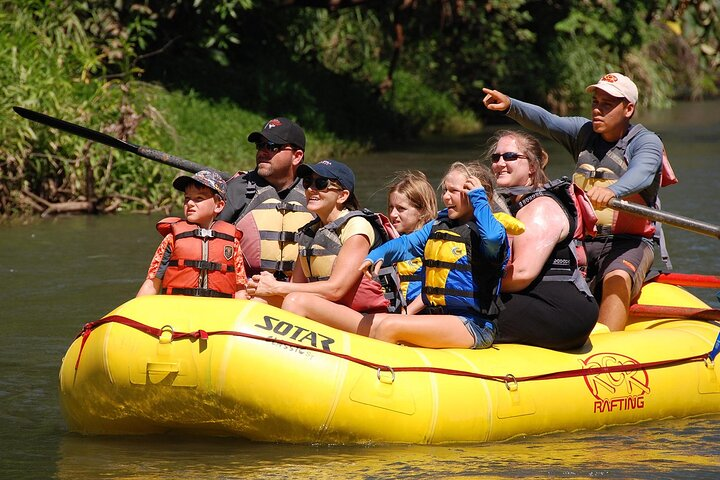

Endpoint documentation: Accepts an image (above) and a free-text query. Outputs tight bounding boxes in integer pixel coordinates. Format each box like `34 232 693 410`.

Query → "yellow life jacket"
397 213 522 305
397 257 423 303
235 181 314 278
422 219 504 317
572 124 664 238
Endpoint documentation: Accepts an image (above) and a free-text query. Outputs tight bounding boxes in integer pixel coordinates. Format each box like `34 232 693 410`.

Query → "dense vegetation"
1 0 718 219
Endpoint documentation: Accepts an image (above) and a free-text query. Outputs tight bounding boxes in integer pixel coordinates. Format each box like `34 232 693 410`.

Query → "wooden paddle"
12 106 231 180
608 198 720 240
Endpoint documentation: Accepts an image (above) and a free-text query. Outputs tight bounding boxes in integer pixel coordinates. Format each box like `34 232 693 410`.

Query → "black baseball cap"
297 159 355 193
247 117 306 150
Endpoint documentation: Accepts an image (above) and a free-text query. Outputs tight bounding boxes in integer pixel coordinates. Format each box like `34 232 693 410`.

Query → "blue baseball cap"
297 159 355 193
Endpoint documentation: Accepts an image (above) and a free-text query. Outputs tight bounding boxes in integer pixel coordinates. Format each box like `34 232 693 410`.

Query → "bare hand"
359 259 383 280
464 175 484 193
482 88 511 111
246 271 280 297
586 186 616 209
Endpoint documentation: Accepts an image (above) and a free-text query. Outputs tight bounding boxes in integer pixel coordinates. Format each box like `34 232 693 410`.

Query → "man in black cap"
216 117 315 281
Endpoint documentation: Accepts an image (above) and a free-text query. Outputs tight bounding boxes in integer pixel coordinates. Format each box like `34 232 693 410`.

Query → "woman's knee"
371 314 403 343
282 292 312 316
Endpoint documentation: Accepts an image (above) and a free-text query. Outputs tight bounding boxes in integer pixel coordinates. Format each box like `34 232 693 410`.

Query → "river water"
1 101 719 479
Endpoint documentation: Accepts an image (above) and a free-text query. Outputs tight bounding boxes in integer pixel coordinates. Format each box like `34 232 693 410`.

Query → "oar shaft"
13 106 230 178
608 198 720 239
136 146 230 180
630 304 720 321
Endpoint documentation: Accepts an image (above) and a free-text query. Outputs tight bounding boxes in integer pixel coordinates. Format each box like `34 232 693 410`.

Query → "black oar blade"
13 106 139 154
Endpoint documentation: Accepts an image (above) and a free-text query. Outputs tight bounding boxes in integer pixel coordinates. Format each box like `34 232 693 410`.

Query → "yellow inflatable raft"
59 282 720 444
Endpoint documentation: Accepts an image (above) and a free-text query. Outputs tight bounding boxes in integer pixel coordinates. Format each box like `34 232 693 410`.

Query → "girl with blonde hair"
386 170 437 304
358 161 509 349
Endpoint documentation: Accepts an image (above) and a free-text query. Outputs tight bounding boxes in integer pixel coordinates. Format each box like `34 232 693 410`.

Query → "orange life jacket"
156 217 242 298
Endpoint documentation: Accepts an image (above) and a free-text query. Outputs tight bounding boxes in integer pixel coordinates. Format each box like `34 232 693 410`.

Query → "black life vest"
507 180 594 298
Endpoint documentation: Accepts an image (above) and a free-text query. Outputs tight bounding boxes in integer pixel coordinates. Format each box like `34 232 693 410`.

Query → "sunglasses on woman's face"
491 152 527 163
302 176 341 191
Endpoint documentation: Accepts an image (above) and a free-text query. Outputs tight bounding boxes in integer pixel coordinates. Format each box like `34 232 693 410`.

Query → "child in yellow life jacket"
360 162 509 349
136 170 247 299
387 171 438 305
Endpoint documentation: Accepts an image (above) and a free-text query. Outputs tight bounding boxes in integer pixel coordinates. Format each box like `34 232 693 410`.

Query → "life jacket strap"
424 286 474 298
424 259 473 271
260 259 295 273
399 272 423 283
162 287 233 298
259 230 298 242
168 259 234 272
175 229 235 242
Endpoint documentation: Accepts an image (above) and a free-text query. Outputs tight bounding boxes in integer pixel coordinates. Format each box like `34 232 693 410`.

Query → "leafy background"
1 0 717 219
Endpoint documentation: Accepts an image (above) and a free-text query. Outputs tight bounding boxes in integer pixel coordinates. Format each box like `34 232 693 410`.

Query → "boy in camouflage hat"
137 170 248 299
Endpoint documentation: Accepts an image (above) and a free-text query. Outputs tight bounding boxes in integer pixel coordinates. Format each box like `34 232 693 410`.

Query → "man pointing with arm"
483 73 664 331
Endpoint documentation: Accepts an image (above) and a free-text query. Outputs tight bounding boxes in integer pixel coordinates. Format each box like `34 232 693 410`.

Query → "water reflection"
55 415 720 479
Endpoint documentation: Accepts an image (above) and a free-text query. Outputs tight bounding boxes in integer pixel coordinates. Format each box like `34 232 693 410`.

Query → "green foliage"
398 0 540 113
0 1 170 217
282 6 480 137
148 89 260 170
1 0 718 219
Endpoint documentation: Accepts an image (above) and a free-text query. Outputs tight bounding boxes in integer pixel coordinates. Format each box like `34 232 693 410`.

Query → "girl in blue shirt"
361 162 508 349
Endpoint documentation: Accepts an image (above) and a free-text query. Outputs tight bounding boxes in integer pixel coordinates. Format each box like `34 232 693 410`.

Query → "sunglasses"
491 152 527 163
255 142 293 153
302 176 341 191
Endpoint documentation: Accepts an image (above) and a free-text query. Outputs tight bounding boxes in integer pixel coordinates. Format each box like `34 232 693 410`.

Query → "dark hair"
343 192 360 210
485 129 549 187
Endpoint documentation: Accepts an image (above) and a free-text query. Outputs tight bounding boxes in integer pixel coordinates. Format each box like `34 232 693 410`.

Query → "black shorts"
583 236 654 299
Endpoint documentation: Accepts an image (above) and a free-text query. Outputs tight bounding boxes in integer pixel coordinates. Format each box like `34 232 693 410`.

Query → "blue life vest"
421 219 504 317
397 257 423 303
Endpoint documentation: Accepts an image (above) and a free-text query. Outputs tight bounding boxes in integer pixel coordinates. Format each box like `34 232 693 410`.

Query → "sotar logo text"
255 315 335 351
581 353 650 413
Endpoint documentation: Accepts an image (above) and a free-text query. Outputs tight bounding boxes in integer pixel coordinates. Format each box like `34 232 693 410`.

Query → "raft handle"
377 366 395 384
159 325 174 344
504 374 518 391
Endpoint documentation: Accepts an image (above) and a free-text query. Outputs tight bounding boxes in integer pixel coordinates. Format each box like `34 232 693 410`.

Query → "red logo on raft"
581 353 650 413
